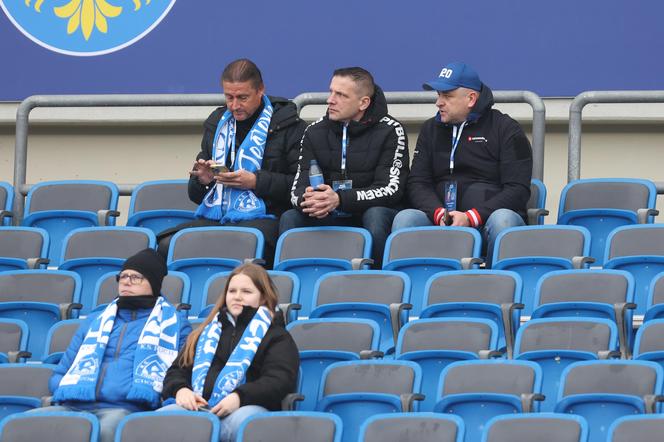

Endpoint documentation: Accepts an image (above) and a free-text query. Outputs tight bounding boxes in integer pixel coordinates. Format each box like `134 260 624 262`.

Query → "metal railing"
568 90 664 193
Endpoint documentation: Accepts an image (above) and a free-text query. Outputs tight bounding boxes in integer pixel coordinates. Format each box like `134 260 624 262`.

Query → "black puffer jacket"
290 85 409 213
161 307 299 411
407 84 532 226
188 96 308 216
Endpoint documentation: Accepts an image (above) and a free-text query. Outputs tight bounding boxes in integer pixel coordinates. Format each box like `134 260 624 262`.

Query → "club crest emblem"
233 191 260 212
0 0 176 56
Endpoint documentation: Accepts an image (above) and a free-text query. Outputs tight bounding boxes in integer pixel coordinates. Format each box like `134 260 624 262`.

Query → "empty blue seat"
644 272 664 321
0 181 14 226
361 412 464 442
0 227 49 271
21 180 119 266
237 411 343 442
0 363 56 420
483 413 588 442
115 410 220 442
0 319 30 363
557 178 657 266
527 178 549 225
42 318 84 364
633 319 664 373
126 180 198 236
0 411 99 442
609 414 664 442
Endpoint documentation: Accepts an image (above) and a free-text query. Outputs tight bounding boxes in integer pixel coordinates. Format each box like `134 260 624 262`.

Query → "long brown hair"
178 263 279 367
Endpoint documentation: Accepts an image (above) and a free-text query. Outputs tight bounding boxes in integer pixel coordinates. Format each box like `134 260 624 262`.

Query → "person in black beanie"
40 248 192 442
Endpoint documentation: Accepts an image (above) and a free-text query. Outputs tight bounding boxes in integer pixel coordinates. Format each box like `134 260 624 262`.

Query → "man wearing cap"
392 62 532 263
40 249 192 442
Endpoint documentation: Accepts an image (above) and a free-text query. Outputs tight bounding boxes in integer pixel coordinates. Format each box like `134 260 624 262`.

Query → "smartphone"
209 163 230 174
443 210 452 226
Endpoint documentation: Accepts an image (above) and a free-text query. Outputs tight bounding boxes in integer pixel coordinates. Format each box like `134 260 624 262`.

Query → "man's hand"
210 392 240 417
216 169 257 190
300 184 340 218
447 211 471 227
189 159 215 186
175 387 208 411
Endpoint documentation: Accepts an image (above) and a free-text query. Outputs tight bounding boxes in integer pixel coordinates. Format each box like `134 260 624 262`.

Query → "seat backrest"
606 225 664 260
425 270 520 306
515 318 617 355
322 361 420 397
0 412 97 442
0 319 27 356
634 320 664 356
537 270 632 305
494 226 589 262
398 318 497 355
361 413 463 442
238 412 341 442
610 415 664 442
45 319 83 357
170 227 262 261
384 227 480 262
276 227 370 262
0 182 11 211
288 319 379 353
62 227 155 261
25 180 118 215
560 361 661 398
528 179 547 212
129 180 198 214
560 179 655 214
0 364 54 397
203 271 296 309
441 360 540 397
116 411 218 442
649 273 664 307
0 270 79 304
485 414 586 442
315 271 407 307
95 271 188 307
0 227 48 259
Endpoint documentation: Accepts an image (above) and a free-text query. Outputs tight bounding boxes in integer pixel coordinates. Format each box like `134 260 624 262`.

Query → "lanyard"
226 119 237 168
341 123 349 177
449 121 466 174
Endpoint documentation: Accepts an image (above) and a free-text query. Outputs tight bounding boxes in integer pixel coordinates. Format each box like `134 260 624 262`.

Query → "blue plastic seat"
0 363 56 420
308 270 410 354
491 225 592 315
603 225 664 316
0 270 82 360
126 180 198 236
315 360 422 442
237 411 343 442
115 410 220 442
532 269 635 358
0 319 30 363
21 180 120 266
633 319 664 373
420 270 522 357
167 226 264 313
483 413 588 442
514 317 619 412
274 227 372 315
434 359 544 442
527 178 549 225
0 181 14 226
382 227 482 315
557 178 657 266
287 318 381 411
0 411 99 442
360 412 464 442
396 318 499 412
554 360 663 442
609 414 664 442
42 318 84 364
0 227 49 271
58 227 156 314
644 272 664 321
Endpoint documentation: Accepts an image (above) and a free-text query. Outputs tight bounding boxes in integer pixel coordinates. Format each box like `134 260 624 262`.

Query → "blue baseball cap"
423 62 482 92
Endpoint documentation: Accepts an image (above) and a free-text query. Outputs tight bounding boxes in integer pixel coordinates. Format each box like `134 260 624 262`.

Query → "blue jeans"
279 207 398 268
158 403 267 442
30 405 131 442
392 208 525 266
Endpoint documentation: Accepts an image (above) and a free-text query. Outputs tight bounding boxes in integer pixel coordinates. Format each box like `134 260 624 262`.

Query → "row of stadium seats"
0 359 662 442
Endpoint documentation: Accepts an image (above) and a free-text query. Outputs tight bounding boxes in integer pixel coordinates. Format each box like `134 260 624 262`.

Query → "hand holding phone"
209 163 230 174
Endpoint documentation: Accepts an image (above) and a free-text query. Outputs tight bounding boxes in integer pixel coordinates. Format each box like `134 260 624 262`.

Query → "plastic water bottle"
309 159 324 189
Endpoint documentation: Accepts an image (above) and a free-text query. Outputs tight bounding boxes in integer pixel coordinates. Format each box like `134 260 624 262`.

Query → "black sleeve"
289 121 321 212
254 120 308 207
337 118 409 213
188 118 216 204
161 350 193 400
406 122 445 222
233 332 300 411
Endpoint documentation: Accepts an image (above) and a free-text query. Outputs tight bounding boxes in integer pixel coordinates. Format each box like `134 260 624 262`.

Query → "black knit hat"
121 248 167 296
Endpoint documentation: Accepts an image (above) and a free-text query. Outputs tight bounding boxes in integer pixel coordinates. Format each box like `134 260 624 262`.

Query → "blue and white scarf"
195 95 275 223
191 306 272 407
54 297 180 408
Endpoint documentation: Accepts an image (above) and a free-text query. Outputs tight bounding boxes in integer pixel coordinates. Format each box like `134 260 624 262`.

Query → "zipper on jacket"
95 311 135 397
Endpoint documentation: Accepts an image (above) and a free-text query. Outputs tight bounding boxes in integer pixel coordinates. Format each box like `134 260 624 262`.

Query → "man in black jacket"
279 67 409 267
393 62 532 264
157 59 307 267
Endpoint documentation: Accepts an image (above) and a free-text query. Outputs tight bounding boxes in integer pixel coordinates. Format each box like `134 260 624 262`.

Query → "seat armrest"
637 208 659 224
597 350 622 360
572 256 595 269
500 302 524 359
527 208 549 225
0 210 14 225
389 303 412 347
244 258 266 266
97 210 120 226
520 393 545 413
26 257 50 269
176 303 191 312
644 394 664 413
359 350 384 360
60 303 83 319
41 396 54 407
281 393 304 411
613 302 637 359
460 257 484 270
400 393 425 412
7 350 32 363
278 303 301 325
351 258 374 270
478 350 504 359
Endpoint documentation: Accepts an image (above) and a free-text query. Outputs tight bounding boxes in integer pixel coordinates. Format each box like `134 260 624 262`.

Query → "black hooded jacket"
289 85 409 213
161 306 299 411
188 96 308 216
406 84 532 226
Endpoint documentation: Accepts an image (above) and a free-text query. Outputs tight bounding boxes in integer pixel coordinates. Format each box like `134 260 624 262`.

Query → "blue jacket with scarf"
49 301 191 411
